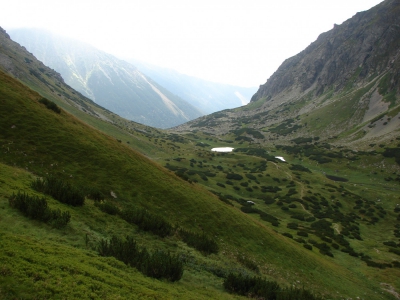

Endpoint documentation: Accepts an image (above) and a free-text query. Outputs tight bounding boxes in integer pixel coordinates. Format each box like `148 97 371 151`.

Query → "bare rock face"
175 0 400 147
251 0 400 104
0 27 10 39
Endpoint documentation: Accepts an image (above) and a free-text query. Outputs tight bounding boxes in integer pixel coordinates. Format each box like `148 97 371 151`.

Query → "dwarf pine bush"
98 235 183 281
223 273 324 300
39 97 61 114
31 176 85 206
9 192 70 228
179 228 218 255
120 207 173 237
95 201 120 215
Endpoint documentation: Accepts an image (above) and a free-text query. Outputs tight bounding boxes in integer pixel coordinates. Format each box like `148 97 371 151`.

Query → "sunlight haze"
2 0 383 87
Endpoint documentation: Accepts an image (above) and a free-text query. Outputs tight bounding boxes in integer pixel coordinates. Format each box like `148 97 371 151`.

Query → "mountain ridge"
8 28 203 128
173 0 400 148
128 58 257 114
251 0 400 104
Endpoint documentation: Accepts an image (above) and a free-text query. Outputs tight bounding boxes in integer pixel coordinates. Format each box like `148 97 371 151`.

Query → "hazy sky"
2 0 383 87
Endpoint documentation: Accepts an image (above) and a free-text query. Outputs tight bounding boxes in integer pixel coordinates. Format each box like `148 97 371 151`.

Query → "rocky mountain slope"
8 28 203 128
129 59 257 114
175 0 400 148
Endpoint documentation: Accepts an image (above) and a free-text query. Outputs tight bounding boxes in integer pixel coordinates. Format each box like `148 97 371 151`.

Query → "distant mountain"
8 28 203 128
175 0 400 148
128 59 257 114
0 26 166 154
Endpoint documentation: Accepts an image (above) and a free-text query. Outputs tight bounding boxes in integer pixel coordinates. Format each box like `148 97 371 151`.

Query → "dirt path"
381 283 400 300
270 162 313 216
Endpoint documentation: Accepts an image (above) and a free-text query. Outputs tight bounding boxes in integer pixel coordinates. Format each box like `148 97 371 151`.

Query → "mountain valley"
1 0 400 299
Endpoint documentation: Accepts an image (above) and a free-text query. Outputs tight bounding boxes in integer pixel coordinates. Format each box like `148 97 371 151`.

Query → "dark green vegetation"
1 1 400 298
9 192 70 229
224 273 323 300
98 235 183 282
31 176 85 206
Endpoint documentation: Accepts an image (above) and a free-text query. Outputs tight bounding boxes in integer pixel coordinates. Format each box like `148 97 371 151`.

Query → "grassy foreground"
0 69 399 299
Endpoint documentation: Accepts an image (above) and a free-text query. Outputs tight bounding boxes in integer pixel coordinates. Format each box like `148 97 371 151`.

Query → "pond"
275 156 286 162
211 147 234 153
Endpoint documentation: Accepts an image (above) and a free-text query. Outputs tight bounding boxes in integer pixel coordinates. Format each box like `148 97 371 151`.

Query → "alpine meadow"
1 0 400 299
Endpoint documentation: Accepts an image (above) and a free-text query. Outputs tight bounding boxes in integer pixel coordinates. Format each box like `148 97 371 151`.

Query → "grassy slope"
1 69 399 299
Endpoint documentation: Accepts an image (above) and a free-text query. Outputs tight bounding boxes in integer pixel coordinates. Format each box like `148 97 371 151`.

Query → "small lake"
211 147 234 153
275 156 286 161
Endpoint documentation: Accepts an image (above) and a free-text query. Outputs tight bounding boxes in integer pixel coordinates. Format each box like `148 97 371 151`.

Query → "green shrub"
303 244 313 250
263 197 275 205
121 207 172 237
226 173 243 180
31 176 85 206
245 173 257 180
325 175 349 182
39 97 61 113
260 212 279 225
86 188 105 201
282 232 293 238
95 201 120 215
9 192 70 228
383 241 398 247
223 273 323 299
98 235 183 281
179 228 218 255
290 164 311 173
287 222 298 229
297 231 309 237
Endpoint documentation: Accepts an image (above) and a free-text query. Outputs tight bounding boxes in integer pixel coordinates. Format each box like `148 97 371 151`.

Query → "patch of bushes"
261 185 282 193
245 173 257 180
282 232 293 238
292 137 313 144
290 164 311 173
241 206 259 214
325 175 349 182
287 222 298 229
98 235 183 281
226 173 243 180
9 192 70 228
260 212 279 225
95 201 120 215
382 147 400 165
314 243 334 257
218 195 233 206
263 197 275 205
39 97 61 114
234 148 277 161
121 207 172 237
223 273 323 299
303 244 312 250
179 229 218 255
362 258 393 269
297 231 309 237
31 176 85 206
86 188 105 201
389 248 400 256
383 240 398 247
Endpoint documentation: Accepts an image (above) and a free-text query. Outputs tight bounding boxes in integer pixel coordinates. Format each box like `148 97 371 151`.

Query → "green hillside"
1 66 400 299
